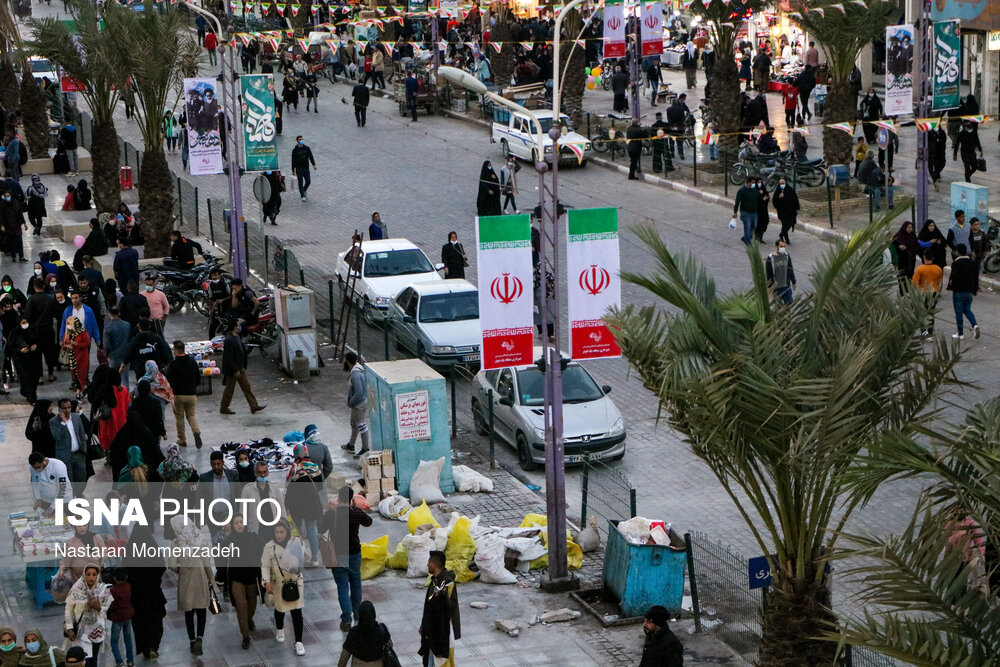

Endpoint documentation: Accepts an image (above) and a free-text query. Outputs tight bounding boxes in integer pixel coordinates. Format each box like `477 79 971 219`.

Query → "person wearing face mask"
0 275 26 312
754 178 770 243
217 514 264 649
24 264 43 296
772 178 800 245
240 460 285 534
9 315 42 403
499 157 519 214
0 194 27 262
25 174 47 236
17 629 64 667
858 88 883 144
765 240 797 305
234 447 256 486
290 136 317 202
953 120 984 183
142 274 169 334
220 318 264 415
0 627 24 666
732 177 759 246
441 231 467 280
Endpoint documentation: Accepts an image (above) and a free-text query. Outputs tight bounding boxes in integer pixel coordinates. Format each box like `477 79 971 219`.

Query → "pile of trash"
617 516 675 546
359 510 585 584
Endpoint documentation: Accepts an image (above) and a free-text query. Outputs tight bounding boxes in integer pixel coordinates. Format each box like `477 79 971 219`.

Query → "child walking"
108 568 136 667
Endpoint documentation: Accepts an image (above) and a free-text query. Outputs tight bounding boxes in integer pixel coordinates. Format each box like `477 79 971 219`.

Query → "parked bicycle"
589 113 630 158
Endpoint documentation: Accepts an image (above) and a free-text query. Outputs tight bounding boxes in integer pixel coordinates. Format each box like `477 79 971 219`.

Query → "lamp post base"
541 574 581 593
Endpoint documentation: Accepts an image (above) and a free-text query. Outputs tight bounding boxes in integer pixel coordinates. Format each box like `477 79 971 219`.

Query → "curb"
440 107 1000 290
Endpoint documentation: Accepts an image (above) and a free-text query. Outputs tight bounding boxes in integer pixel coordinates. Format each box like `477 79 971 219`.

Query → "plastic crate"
603 519 686 616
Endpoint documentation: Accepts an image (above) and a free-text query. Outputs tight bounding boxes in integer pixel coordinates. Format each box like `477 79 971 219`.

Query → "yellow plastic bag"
443 517 478 582
360 535 389 580
529 540 584 570
386 542 408 570
408 500 440 534
519 513 548 528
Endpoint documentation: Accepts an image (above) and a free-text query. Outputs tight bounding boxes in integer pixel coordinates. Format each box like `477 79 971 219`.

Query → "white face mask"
20 323 28 329
778 247 787 255
34 269 42 276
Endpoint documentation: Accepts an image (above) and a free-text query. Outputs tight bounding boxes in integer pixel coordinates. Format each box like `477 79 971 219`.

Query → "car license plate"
565 455 583 464
463 354 480 362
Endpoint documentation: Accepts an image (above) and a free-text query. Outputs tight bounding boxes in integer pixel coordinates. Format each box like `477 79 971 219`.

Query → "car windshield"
533 116 573 134
419 291 479 323
30 60 52 72
364 249 434 278
515 364 604 407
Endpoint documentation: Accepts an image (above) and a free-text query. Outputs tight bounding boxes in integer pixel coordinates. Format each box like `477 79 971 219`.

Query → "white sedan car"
470 351 626 470
386 280 480 368
335 239 443 324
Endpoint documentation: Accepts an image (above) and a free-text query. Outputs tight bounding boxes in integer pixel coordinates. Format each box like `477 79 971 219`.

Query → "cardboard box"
380 450 394 465
381 464 396 480
380 478 396 493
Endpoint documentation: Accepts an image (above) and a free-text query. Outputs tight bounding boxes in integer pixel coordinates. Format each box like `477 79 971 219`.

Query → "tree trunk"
710 52 741 160
91 115 121 214
0 59 20 131
560 43 587 126
491 7 516 88
822 79 855 166
759 577 838 666
19 74 51 159
138 148 174 256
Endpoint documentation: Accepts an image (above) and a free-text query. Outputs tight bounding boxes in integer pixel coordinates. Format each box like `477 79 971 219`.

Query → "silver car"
386 280 481 368
471 353 626 470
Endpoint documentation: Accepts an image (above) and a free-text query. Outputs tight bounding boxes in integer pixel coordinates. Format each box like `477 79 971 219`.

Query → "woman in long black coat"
754 178 770 242
72 218 108 271
111 408 162 486
772 178 800 245
476 161 502 217
25 399 56 457
441 231 467 280
917 219 947 269
126 523 167 660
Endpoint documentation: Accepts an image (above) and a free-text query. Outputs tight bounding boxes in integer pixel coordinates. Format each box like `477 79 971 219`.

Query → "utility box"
273 286 316 330
951 182 989 221
365 359 454 497
604 519 687 617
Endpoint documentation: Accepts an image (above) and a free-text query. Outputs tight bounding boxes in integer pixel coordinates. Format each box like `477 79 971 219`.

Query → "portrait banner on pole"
183 78 223 176
239 74 279 172
567 208 621 361
884 24 913 116
604 0 626 59
932 20 961 112
476 215 534 371
640 2 663 57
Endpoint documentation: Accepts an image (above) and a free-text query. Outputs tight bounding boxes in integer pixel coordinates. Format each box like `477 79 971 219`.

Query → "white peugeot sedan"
335 239 443 324
470 351 626 470
386 280 480 369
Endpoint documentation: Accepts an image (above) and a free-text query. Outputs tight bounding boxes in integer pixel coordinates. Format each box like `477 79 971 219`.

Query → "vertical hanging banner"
884 24 913 116
476 215 534 370
240 74 279 172
932 20 961 111
604 0 626 58
183 78 223 176
640 2 663 57
567 208 621 361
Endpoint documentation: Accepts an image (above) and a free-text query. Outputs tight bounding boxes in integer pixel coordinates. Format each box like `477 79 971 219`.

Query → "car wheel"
471 399 489 436
516 433 538 471
501 139 511 159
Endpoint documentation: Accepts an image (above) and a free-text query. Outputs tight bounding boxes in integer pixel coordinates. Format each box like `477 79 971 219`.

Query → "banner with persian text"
476 214 534 370
640 2 663 57
183 78 223 176
240 74 279 172
604 0 626 59
567 208 621 361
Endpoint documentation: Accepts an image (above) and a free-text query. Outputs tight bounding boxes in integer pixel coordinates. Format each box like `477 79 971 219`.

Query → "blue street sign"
748 555 772 590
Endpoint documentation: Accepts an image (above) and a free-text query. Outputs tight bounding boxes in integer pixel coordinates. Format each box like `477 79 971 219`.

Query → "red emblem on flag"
490 274 524 304
579 265 611 296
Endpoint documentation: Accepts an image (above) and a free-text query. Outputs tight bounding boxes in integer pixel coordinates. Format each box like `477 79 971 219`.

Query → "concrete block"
469 602 489 610
494 619 519 635
23 147 93 176
59 221 91 244
539 609 581 623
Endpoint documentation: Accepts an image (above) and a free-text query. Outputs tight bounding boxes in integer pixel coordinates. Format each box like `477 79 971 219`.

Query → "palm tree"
557 8 587 126
0 0 21 115
0 0 49 156
605 214 963 665
789 1 894 165
103 2 199 256
18 68 49 156
833 398 1000 665
29 0 129 213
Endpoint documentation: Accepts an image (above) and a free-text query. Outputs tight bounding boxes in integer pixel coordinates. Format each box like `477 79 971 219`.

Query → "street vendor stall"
393 55 438 117
9 513 75 609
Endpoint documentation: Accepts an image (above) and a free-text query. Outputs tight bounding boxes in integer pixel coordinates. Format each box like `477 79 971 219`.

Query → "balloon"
594 75 602 86
73 235 86 249
592 66 602 77
586 81 595 90
585 67 592 75
586 75 595 84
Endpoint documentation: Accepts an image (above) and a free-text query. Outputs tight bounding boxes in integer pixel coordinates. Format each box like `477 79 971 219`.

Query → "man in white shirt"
28 451 73 515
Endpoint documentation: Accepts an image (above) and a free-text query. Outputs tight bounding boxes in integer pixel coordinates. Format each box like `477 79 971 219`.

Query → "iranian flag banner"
567 208 621 360
476 214 534 370
640 2 663 57
604 0 626 59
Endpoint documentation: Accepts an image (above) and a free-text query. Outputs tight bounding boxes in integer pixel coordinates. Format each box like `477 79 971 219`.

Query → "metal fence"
580 458 635 540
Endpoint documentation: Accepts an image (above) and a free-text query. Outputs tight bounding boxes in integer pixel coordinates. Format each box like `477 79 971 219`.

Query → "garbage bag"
519 513 548 528
529 540 584 570
360 535 389 579
408 500 440 534
378 494 412 521
386 542 408 570
444 516 478 583
575 517 601 553
452 464 494 493
475 534 517 584
409 457 447 505
402 533 435 578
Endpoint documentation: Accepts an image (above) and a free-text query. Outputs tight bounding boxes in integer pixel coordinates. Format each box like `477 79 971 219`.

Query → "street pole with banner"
184 1 248 282
914 0 932 227
476 215 535 370
566 208 622 361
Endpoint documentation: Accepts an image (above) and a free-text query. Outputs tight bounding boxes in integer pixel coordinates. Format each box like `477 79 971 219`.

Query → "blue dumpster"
603 520 686 617
828 164 850 186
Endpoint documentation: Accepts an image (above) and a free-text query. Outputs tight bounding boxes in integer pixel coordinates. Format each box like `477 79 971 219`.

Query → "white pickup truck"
491 108 593 166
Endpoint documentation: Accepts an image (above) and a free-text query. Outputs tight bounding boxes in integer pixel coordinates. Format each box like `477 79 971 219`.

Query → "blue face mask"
298 140 304 146
25 641 40 653
779 184 785 189
257 476 268 483
238 460 250 468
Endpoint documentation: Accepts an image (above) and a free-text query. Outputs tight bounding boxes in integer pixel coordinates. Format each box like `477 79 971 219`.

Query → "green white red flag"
567 208 621 360
476 215 535 370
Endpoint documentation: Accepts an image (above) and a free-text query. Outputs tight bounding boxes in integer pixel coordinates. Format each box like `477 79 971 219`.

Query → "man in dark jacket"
419 550 461 667
290 136 316 201
24 278 59 381
352 81 370 127
626 119 644 180
733 177 759 246
49 398 88 493
103 307 132 389
948 244 980 340
953 121 983 183
119 280 151 334
611 66 628 113
166 340 202 448
752 49 771 92
114 240 140 288
124 318 170 383
219 319 264 415
199 451 239 525
321 485 373 630
927 125 948 188
639 605 683 666
169 230 196 269
58 121 79 174
793 65 816 120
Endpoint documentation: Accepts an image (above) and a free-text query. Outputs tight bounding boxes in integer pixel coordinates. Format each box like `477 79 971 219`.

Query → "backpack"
18 141 27 166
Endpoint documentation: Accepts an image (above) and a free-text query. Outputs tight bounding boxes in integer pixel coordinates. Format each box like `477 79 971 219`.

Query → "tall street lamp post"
442 0 586 589
184 1 249 282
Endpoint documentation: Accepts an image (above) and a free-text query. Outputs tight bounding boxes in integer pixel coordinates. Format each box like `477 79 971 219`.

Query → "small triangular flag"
828 122 855 134
875 120 896 132
965 115 985 124
521 41 534 50
829 3 846 12
915 118 940 132
811 7 825 15
490 41 502 53
790 126 809 135
275 3 285 14
290 4 300 16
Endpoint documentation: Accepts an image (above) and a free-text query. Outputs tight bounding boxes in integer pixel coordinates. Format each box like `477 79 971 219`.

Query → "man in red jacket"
204 30 218 67
783 84 799 128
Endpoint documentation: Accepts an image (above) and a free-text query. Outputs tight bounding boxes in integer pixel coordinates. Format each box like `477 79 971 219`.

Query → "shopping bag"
728 217 737 230
977 157 987 172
